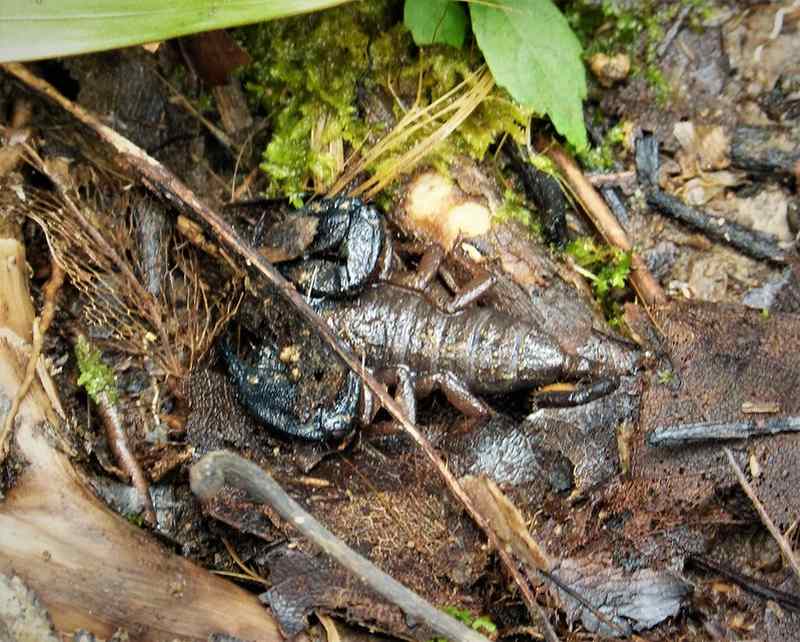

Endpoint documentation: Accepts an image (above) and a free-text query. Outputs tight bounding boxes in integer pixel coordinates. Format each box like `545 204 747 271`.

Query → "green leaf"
404 0 467 48
0 0 353 62
469 0 588 150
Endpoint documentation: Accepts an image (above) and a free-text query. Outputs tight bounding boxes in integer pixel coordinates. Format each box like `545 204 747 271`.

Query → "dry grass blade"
329 66 495 199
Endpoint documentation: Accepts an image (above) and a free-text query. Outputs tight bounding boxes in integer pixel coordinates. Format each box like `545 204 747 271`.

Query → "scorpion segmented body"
223 197 636 440
317 283 598 395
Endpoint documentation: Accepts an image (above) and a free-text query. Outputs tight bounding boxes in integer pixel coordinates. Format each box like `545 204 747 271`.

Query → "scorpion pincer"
223 198 634 440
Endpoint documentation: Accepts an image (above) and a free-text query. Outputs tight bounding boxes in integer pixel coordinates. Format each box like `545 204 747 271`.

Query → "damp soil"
2 1 800 640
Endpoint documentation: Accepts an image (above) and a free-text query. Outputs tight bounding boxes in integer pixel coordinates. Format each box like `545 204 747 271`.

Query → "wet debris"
259 546 426 641
551 558 689 637
191 451 489 642
730 124 800 178
532 375 641 492
637 133 789 263
447 414 574 493
460 476 690 637
742 259 800 313
687 554 800 614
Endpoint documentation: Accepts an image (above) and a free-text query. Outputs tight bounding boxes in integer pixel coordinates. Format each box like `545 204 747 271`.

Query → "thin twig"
1 61 562 632
687 553 800 612
191 451 491 642
95 389 157 526
542 140 667 307
656 5 692 58
71 328 156 527
645 189 786 263
584 170 636 189
724 447 800 587
0 261 64 458
0 97 32 178
635 133 787 264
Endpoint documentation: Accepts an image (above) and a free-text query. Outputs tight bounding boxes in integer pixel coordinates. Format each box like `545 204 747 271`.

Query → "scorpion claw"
282 197 385 297
220 336 360 441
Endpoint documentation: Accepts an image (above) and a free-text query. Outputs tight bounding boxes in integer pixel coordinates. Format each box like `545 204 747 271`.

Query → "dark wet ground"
3 2 800 639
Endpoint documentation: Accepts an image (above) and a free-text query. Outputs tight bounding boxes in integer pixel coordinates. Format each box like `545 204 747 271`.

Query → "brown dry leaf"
724 3 800 95
673 121 731 176
677 170 742 206
710 186 794 241
460 475 551 571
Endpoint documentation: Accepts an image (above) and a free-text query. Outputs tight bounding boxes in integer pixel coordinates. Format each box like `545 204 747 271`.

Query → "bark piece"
552 558 689 636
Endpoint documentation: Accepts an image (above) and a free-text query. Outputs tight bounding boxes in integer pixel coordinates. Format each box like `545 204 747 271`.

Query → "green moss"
431 606 497 641
657 369 676 385
494 188 542 237
578 119 629 170
75 335 118 404
238 3 386 198
237 3 531 197
566 237 632 322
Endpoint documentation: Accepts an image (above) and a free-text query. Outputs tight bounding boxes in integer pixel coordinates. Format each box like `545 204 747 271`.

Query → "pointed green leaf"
0 0 353 63
470 0 587 150
404 0 467 48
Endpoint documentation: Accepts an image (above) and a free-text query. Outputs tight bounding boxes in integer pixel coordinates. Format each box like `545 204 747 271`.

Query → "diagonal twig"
724 447 800 586
541 140 667 307
1 61 558 633
0 261 64 458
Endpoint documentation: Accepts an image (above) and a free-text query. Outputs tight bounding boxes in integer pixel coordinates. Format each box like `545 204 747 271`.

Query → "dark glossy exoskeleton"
220 336 361 440
223 197 634 440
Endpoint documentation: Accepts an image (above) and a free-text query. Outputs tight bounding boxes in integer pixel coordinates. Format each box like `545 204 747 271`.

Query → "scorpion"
222 197 638 440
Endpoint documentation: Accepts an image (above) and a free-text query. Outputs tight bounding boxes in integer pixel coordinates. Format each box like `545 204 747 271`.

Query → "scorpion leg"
282 197 385 297
414 371 492 418
390 245 445 291
220 337 360 441
444 273 497 313
372 365 419 424
531 377 620 408
391 244 497 313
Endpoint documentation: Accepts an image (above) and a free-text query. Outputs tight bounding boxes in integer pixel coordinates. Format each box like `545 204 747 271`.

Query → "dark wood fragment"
636 134 788 263
647 415 800 448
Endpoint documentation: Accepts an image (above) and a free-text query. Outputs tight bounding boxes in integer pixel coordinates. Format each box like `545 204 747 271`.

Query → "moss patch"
75 335 117 403
237 2 531 199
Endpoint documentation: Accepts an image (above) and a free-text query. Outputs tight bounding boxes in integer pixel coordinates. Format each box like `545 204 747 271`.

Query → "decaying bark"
0 219 279 641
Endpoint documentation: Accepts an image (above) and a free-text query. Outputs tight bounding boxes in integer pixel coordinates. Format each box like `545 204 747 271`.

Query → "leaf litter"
3 1 800 640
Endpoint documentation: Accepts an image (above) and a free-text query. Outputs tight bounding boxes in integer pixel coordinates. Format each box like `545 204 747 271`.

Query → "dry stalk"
541 140 667 307
0 261 64 459
724 447 800 586
329 66 496 199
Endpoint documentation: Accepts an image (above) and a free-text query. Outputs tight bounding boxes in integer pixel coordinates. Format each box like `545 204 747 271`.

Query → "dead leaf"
460 475 551 571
